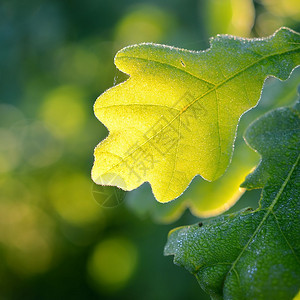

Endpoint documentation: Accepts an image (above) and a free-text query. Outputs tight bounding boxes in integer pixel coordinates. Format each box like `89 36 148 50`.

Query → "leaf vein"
227 153 300 275
163 116 182 199
99 46 300 179
117 56 216 87
96 103 180 112
271 210 300 264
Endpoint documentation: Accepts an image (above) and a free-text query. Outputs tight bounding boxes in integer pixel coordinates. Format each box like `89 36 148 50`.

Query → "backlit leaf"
92 27 300 202
125 70 300 222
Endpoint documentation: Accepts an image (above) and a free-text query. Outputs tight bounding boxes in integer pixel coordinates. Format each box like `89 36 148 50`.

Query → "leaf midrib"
117 46 300 115
116 54 216 87
227 152 300 276
100 46 300 178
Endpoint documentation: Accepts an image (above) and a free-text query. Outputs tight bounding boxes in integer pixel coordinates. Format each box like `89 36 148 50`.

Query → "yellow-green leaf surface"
92 27 300 202
126 142 259 223
125 71 300 222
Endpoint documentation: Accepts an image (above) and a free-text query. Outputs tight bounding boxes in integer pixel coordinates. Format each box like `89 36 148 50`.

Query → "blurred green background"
0 0 299 299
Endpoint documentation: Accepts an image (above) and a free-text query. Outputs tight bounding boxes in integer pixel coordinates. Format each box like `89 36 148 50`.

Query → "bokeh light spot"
262 0 300 20
204 0 254 37
0 129 20 173
23 121 62 168
114 4 175 47
55 45 101 86
0 198 55 276
49 172 103 226
40 85 87 138
255 12 284 36
87 237 138 292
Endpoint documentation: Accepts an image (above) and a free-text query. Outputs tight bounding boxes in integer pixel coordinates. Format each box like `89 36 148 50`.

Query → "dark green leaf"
165 101 300 299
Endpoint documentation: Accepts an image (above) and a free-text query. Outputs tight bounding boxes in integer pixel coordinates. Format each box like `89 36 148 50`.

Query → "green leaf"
126 141 259 223
126 70 300 222
164 101 300 299
92 27 300 202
